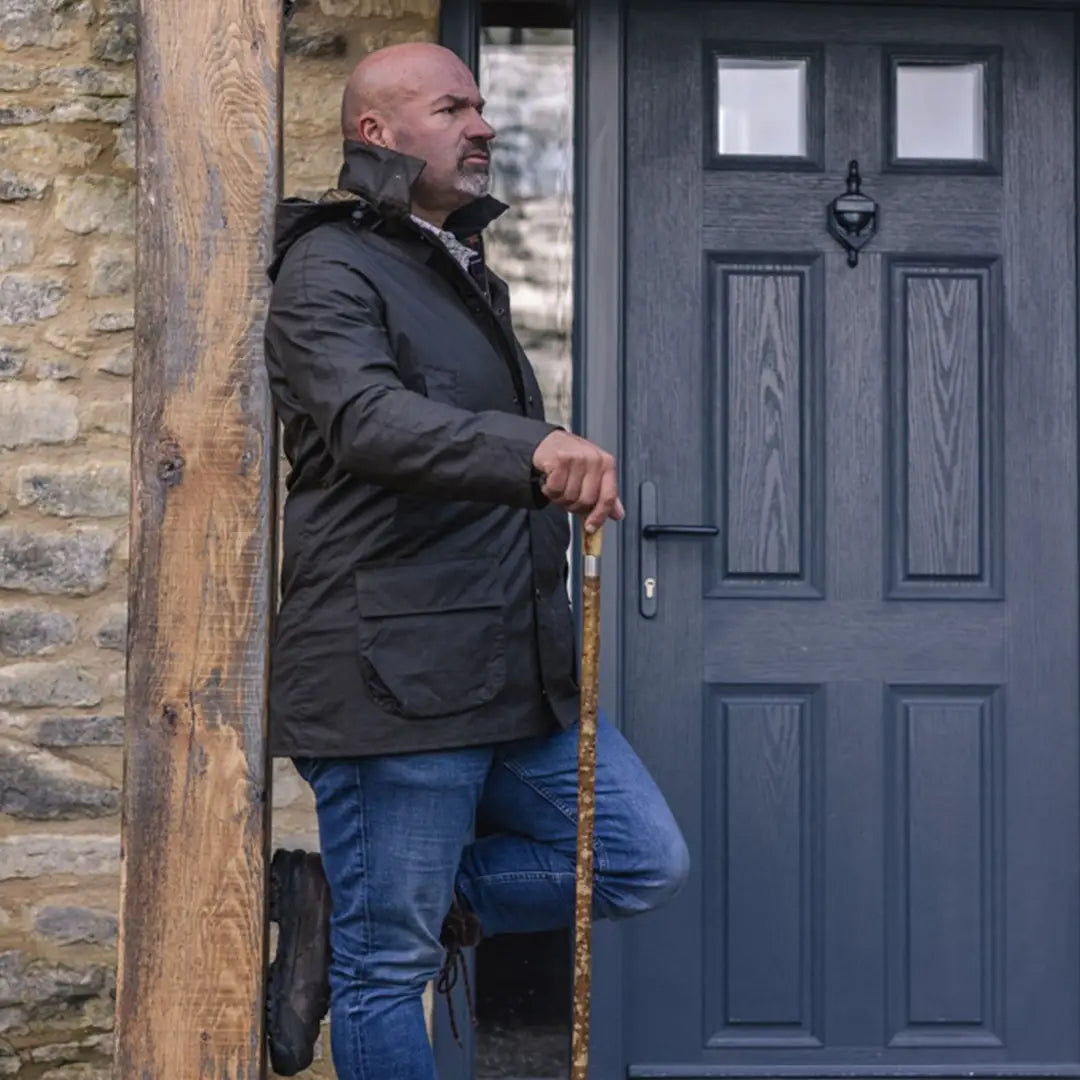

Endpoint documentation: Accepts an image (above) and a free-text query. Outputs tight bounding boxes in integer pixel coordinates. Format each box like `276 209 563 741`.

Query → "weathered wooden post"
113 0 282 1075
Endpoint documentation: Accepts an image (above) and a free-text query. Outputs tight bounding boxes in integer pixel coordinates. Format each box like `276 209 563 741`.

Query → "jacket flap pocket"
354 558 503 618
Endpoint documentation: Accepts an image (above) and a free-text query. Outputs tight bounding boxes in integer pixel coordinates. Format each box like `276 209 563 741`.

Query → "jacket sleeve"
266 243 559 509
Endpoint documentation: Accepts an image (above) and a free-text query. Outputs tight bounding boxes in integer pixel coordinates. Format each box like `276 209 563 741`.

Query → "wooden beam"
114 0 281 1075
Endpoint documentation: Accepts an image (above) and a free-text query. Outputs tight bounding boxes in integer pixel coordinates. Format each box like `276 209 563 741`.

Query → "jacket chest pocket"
353 558 506 719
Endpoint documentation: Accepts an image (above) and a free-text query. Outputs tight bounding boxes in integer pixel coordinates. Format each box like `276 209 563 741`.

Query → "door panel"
622 3 1079 1075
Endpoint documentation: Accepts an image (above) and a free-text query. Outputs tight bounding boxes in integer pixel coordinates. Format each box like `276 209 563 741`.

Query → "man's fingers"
541 458 569 499
574 467 602 517
584 507 606 533
560 459 586 509
581 467 612 531
533 434 624 529
589 467 617 519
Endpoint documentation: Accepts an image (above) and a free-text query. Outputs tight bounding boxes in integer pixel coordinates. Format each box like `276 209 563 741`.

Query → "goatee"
457 169 491 197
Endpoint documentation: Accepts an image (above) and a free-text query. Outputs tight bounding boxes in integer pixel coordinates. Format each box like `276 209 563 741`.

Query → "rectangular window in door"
885 46 1002 173
706 41 824 170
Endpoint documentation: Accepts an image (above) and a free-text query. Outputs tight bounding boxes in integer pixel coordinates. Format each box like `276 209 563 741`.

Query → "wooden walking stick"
571 523 603 1080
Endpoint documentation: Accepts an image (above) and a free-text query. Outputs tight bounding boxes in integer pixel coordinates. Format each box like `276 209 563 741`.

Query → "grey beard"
456 169 491 197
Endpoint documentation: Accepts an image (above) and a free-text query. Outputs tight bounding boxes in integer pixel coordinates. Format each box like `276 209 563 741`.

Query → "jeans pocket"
354 558 507 720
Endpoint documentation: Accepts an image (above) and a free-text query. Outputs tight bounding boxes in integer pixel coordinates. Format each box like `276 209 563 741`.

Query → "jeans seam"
468 869 577 886
352 759 370 1080
498 757 610 874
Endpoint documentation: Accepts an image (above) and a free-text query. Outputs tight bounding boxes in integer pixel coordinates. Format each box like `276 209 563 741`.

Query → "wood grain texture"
571 526 602 1080
904 273 981 579
704 173 1002 253
724 269 802 577
888 258 1002 600
114 1 280 1077
707 256 824 599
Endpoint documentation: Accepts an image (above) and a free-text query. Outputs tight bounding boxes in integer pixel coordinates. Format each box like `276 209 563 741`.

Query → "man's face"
384 57 496 216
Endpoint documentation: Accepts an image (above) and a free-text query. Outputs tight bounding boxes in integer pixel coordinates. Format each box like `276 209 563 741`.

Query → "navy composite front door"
618 2 1080 1076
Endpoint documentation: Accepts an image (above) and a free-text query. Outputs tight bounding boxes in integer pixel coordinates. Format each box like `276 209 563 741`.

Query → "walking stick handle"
572 521 602 1080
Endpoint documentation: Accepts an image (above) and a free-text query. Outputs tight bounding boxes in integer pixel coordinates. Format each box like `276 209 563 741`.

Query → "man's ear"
356 113 394 150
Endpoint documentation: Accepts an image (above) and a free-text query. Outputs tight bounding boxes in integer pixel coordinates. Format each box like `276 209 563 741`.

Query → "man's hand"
533 430 625 533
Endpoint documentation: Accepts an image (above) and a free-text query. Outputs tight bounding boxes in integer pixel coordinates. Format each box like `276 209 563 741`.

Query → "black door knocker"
828 160 878 268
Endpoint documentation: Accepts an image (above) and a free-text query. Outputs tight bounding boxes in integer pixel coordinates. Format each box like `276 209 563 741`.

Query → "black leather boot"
266 848 332 1076
436 893 483 1045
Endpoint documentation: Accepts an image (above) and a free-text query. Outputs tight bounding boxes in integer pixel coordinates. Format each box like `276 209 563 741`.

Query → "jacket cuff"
503 418 560 509
529 467 550 508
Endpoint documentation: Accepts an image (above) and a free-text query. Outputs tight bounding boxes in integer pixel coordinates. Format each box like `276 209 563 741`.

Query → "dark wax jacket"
263 141 579 757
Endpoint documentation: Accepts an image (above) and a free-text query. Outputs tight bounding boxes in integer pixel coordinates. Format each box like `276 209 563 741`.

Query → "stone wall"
0 1 438 1076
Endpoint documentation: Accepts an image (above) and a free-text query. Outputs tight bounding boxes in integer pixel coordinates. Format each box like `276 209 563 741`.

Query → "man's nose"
466 112 495 142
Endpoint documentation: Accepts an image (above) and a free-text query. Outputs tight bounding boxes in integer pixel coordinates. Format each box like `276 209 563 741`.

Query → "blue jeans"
294 711 689 1080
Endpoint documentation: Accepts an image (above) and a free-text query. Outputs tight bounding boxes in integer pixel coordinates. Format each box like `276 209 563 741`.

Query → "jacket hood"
267 141 509 280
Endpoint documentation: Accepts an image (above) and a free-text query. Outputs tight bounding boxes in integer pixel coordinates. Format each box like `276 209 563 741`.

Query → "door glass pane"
895 62 985 160
716 57 807 157
477 19 575 1079
481 24 574 433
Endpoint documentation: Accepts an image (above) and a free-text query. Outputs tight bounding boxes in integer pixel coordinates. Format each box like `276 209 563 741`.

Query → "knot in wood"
157 438 185 487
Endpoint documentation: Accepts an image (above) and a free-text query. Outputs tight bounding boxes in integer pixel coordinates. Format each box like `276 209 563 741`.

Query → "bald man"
263 42 688 1079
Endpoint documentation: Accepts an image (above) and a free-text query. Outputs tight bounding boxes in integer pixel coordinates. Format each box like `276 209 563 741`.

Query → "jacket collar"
336 140 509 237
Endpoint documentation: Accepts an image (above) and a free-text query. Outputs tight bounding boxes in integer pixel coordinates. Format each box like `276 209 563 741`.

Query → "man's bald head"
341 42 467 140
338 42 496 225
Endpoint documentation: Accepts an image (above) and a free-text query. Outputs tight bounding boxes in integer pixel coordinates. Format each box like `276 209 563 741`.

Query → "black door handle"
639 481 717 618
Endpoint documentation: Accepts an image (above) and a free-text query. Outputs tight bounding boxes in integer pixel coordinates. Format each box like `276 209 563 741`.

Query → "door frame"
443 0 1080 1076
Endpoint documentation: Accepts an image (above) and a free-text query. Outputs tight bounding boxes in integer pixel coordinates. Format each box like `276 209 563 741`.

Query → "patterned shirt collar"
410 214 478 274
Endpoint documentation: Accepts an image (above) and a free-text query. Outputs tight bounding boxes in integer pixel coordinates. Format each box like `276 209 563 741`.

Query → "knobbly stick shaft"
571 524 603 1080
